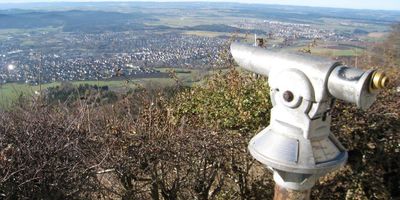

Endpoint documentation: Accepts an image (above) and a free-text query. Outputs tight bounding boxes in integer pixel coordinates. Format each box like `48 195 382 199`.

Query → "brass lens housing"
370 71 389 92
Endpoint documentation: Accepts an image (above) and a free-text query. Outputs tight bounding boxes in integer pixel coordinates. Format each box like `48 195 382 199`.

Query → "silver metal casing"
231 43 378 190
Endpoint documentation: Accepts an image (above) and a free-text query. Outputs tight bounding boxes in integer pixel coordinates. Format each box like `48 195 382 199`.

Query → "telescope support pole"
273 184 311 200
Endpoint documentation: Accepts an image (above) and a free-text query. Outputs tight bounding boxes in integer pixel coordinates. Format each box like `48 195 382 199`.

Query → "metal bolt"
283 91 294 102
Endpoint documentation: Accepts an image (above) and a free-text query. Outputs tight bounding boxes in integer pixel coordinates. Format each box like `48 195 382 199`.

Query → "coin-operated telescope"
230 43 388 199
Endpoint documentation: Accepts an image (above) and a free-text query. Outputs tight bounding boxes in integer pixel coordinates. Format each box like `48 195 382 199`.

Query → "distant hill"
1 2 400 24
0 10 153 32
183 24 265 34
0 9 262 34
0 2 399 33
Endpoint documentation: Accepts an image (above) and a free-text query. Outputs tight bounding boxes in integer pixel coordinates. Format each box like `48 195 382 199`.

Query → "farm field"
0 68 213 109
311 47 365 57
289 41 367 57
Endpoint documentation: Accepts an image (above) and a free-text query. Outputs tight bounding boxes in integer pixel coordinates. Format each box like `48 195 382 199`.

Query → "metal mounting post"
274 184 311 200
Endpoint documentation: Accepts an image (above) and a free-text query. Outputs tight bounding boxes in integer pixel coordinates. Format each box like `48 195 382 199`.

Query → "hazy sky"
0 0 400 11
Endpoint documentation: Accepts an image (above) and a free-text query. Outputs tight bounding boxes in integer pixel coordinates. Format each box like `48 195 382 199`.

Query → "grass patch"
0 73 205 109
184 31 228 37
145 15 244 28
20 39 37 46
360 32 389 42
0 82 60 109
292 41 366 57
0 27 61 40
311 47 365 57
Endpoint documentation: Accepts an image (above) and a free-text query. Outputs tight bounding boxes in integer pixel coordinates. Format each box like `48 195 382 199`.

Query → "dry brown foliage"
1 26 399 200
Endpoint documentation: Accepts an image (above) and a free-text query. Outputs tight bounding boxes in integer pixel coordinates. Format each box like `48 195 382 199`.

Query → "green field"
0 68 212 109
20 39 37 47
0 79 154 109
145 11 247 28
0 27 62 42
0 82 57 108
310 47 365 57
360 32 389 42
184 31 233 38
289 40 367 57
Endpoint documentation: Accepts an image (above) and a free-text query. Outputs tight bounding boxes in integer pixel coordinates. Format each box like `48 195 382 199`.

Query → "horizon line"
1 1 400 12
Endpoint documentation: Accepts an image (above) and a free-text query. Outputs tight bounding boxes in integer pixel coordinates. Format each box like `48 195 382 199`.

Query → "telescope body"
231 43 384 190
